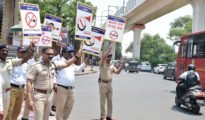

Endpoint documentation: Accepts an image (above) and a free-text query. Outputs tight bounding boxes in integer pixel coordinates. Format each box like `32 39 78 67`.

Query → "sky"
87 0 192 57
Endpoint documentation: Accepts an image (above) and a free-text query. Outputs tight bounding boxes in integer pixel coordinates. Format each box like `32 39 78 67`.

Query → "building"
0 0 21 45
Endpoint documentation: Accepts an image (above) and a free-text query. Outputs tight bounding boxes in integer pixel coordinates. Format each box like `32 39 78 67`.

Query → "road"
19 71 205 120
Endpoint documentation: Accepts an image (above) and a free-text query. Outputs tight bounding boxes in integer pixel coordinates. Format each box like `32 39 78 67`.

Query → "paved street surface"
18 70 205 120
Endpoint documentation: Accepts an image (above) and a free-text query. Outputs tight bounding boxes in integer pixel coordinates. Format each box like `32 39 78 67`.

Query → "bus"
174 30 205 88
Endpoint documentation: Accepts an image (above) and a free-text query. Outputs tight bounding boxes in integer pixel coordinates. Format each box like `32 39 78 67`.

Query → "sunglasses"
45 53 54 56
19 51 27 53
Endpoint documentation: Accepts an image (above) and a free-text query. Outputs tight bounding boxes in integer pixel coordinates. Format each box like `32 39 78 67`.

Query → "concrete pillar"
190 0 205 32
132 24 145 60
111 41 116 59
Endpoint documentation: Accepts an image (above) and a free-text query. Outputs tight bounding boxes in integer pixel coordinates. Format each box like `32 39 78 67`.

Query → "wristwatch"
75 55 79 60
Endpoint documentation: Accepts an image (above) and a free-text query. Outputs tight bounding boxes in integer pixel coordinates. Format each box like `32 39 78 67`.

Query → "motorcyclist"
176 64 200 101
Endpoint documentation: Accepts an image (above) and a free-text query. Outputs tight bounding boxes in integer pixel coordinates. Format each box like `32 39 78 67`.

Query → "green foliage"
140 34 177 67
168 15 192 41
24 0 97 36
126 33 177 67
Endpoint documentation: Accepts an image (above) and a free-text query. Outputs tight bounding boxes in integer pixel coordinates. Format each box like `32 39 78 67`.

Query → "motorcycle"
175 85 205 113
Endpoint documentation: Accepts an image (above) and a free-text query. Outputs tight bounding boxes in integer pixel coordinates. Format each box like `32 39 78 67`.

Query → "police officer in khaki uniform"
98 47 124 120
0 43 35 119
22 53 40 120
26 47 82 120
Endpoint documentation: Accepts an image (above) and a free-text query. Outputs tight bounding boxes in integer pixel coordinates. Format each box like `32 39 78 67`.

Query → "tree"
168 15 192 41
126 33 176 67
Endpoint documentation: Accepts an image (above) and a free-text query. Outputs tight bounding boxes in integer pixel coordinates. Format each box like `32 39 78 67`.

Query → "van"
128 61 139 73
138 61 152 72
163 62 176 80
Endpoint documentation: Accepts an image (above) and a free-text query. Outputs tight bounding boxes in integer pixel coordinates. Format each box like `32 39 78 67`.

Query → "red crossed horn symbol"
85 16 91 22
94 36 102 42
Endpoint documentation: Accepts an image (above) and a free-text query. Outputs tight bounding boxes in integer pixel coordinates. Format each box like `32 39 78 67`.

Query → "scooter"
175 85 205 113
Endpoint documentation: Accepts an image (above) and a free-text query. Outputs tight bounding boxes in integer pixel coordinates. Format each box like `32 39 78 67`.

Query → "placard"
44 13 63 41
23 26 52 46
104 15 126 43
75 2 93 41
83 26 105 56
19 2 41 38
56 28 69 47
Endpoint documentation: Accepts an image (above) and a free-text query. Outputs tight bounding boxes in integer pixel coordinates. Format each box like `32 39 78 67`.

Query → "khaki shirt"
27 61 56 90
0 58 22 90
99 62 117 81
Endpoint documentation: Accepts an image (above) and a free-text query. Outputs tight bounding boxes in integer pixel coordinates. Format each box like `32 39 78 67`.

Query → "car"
138 61 152 72
163 62 176 80
128 61 139 73
153 64 167 74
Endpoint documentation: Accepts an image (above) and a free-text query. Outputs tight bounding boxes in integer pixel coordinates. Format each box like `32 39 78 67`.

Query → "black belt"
11 83 25 88
34 88 52 94
101 80 112 84
57 84 74 90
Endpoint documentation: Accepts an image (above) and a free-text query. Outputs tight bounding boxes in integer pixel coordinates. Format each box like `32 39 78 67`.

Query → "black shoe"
52 106 56 112
106 117 115 120
21 117 29 120
50 111 55 116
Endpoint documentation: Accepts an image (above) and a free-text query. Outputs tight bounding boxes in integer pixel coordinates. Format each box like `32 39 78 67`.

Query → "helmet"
187 64 195 71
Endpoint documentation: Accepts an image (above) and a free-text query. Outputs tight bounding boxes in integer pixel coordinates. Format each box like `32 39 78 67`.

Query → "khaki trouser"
33 90 53 120
22 85 32 119
99 82 113 118
2 91 10 119
56 86 75 120
6 87 24 120
52 92 56 107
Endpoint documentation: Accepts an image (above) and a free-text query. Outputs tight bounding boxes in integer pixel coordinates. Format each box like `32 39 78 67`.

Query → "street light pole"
123 0 125 13
100 10 110 27
108 5 119 16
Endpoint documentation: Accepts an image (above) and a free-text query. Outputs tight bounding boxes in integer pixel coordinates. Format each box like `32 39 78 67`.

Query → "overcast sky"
87 0 192 57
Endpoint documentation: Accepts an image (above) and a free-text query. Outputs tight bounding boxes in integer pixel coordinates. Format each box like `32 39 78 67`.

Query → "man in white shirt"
6 47 30 120
176 64 200 100
0 81 4 119
54 46 87 120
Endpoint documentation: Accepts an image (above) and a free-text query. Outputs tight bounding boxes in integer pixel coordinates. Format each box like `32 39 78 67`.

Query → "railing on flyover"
115 0 146 17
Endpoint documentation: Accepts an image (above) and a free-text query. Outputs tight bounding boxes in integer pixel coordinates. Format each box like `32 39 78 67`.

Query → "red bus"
175 30 205 88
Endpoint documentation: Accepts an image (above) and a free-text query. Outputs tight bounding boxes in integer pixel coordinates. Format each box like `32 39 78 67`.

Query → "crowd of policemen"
0 42 125 120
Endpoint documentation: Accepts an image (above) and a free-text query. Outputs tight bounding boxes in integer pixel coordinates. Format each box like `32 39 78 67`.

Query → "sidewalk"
17 65 98 120
75 65 98 76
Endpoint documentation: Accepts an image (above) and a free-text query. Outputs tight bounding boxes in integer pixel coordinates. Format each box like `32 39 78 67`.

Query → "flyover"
115 0 205 59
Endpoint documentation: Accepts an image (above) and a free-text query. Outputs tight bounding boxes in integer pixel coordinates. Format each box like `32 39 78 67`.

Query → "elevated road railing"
115 0 146 17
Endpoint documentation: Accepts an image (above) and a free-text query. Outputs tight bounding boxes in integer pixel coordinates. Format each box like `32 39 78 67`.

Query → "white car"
138 61 152 72
153 64 167 74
